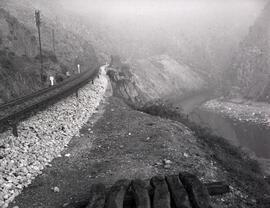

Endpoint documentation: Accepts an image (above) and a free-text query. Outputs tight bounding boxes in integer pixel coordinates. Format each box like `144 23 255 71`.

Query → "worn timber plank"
179 172 212 208
166 175 192 208
85 183 106 208
131 179 151 208
150 175 171 208
104 179 130 208
205 182 230 196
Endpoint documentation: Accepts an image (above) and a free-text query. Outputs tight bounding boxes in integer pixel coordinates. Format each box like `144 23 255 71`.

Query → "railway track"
0 65 100 133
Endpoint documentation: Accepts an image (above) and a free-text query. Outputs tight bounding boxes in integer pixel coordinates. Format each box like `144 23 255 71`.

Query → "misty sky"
60 0 266 17
56 0 268 71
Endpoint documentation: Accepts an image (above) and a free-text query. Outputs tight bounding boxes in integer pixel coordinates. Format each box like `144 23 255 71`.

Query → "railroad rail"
0 65 100 134
70 172 230 208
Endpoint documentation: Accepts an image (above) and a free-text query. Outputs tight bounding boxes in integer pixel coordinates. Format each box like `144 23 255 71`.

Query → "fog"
60 0 265 21
56 0 267 76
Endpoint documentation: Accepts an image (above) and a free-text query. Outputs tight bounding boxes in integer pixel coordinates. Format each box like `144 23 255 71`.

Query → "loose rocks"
0 69 108 207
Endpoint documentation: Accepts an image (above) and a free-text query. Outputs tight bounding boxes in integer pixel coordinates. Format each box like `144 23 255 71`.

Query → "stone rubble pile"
0 68 108 208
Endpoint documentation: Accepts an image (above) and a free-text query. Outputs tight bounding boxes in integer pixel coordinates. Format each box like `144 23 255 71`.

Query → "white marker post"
77 64 81 74
49 76 54 86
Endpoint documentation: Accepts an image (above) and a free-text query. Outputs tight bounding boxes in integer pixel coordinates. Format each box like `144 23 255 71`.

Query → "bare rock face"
107 68 150 107
107 55 207 107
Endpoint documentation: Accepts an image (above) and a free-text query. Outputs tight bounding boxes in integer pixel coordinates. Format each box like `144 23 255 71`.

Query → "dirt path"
9 86 245 208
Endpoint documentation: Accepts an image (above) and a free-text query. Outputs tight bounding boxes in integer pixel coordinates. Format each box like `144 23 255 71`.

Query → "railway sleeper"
84 172 230 208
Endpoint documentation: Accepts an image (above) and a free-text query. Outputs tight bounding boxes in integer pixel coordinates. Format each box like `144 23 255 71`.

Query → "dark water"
189 109 270 159
173 92 270 173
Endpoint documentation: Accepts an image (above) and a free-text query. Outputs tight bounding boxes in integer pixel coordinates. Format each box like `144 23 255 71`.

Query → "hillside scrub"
0 48 69 103
0 50 41 102
139 99 270 207
0 4 99 102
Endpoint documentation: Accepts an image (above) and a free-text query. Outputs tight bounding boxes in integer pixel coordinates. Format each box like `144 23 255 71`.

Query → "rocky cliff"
229 2 270 102
108 55 207 107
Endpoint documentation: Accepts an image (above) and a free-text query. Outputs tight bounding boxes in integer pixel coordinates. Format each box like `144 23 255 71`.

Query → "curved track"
0 66 100 132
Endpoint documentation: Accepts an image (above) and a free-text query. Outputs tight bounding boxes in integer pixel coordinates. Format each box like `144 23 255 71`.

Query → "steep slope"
0 0 98 71
0 8 38 57
131 55 206 99
0 8 43 102
0 1 99 102
108 55 207 106
229 2 270 102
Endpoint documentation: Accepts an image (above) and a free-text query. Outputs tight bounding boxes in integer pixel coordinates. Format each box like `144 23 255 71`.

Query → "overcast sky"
60 0 266 16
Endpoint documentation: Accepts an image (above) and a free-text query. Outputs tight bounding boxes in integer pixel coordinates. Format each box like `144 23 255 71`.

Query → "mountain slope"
108 55 207 106
229 2 270 102
131 55 206 100
0 8 38 57
0 8 43 102
0 0 98 71
0 1 99 102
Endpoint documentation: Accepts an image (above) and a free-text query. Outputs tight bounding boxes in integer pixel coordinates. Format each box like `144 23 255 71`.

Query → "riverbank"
140 100 270 207
198 98 270 173
106 63 270 207
170 91 270 173
202 98 270 127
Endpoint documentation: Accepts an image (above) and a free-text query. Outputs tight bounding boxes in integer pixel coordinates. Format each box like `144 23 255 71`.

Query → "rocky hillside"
0 1 99 103
132 55 206 98
108 55 207 106
0 8 43 102
229 1 270 102
1 0 98 69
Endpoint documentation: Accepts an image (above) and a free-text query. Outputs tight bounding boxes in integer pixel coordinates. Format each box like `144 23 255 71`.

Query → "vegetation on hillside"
0 1 99 103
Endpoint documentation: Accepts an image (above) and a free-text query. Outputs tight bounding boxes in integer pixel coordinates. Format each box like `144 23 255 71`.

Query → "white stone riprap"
0 67 108 208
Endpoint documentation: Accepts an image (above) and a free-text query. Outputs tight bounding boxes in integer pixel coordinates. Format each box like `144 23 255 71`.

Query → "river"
171 91 270 175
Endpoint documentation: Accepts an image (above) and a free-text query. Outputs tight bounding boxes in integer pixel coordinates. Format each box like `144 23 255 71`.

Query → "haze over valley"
1 1 270 208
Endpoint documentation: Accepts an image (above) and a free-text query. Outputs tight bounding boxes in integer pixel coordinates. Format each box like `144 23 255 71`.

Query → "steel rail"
0 65 100 132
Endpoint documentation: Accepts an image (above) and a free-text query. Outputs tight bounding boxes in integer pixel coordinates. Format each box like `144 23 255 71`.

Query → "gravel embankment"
0 68 108 208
